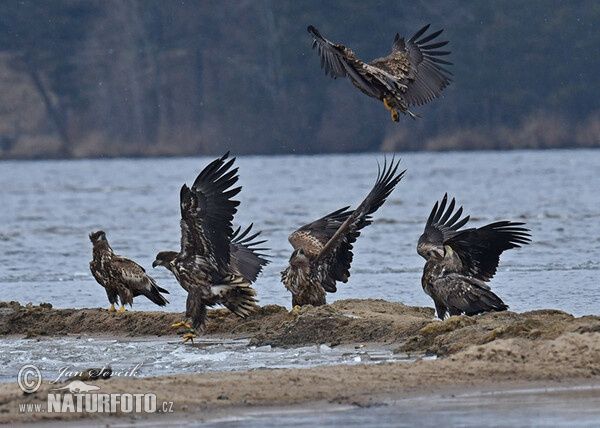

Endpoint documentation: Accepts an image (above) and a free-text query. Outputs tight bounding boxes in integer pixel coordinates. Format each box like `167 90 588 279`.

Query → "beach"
1 299 599 425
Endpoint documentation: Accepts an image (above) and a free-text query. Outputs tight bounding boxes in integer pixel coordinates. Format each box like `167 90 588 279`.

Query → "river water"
1 149 598 315
1 149 598 425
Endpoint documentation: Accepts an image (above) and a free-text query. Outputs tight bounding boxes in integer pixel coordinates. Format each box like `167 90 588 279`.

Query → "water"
1 149 598 316
1 150 598 424
0 336 415 384
203 385 600 428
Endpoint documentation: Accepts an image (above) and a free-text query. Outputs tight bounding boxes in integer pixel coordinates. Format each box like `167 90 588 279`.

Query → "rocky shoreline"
1 299 599 424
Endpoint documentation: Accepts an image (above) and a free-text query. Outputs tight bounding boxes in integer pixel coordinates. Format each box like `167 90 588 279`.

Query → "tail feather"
221 282 258 318
141 281 169 307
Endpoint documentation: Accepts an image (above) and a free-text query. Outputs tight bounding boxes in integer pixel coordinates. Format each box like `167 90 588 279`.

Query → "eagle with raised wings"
89 230 169 312
308 24 452 121
281 157 405 308
152 153 269 344
417 194 531 319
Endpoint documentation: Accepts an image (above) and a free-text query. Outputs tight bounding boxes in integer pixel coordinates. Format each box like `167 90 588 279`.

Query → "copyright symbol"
18 364 42 394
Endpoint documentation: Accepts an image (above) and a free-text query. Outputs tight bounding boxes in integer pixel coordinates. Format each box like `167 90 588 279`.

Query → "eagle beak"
152 260 159 268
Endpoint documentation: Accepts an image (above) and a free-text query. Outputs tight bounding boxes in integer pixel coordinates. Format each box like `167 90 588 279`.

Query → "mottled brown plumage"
308 24 452 121
89 231 169 311
281 157 405 307
152 153 269 340
418 195 531 319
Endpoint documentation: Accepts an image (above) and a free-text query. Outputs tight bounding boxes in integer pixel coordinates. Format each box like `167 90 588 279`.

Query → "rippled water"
1 149 598 316
0 336 414 384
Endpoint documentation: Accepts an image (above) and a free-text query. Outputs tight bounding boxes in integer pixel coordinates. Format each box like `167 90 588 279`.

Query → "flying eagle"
152 153 269 344
308 24 452 121
281 157 405 308
417 194 531 319
89 230 169 312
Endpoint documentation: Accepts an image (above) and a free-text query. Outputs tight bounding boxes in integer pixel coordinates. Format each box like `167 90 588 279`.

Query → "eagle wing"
179 152 241 271
229 224 270 283
378 24 453 107
419 194 531 281
447 221 531 282
110 255 169 306
288 206 353 259
430 274 508 316
307 25 382 98
417 193 470 258
314 157 405 292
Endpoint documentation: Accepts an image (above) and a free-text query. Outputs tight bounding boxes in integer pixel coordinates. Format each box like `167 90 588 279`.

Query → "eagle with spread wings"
417 194 531 319
89 230 169 312
152 153 269 343
281 158 405 308
308 24 452 121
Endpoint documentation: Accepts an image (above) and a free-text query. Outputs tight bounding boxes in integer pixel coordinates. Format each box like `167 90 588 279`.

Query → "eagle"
308 24 452 121
89 230 169 312
152 153 269 344
417 194 531 319
281 157 405 308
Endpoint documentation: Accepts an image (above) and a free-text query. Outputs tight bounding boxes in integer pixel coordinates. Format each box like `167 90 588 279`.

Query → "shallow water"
1 149 598 316
0 335 416 384
204 385 600 428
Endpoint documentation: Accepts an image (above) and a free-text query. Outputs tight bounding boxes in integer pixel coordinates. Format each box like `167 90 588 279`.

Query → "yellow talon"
116 304 126 313
289 305 302 314
181 332 197 344
383 98 393 111
391 109 399 122
108 304 116 312
172 321 191 329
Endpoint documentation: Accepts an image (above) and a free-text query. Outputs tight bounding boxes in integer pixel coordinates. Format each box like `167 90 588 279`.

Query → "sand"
1 299 599 424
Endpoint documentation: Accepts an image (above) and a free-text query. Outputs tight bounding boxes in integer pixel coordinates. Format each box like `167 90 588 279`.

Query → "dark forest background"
0 0 598 159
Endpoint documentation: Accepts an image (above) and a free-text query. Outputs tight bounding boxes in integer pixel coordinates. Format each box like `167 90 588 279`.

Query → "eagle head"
89 230 107 244
417 240 444 261
289 248 310 269
153 251 178 268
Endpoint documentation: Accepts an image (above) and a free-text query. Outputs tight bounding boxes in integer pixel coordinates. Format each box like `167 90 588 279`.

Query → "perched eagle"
281 157 405 307
89 230 169 312
308 24 452 121
417 195 531 319
152 153 269 344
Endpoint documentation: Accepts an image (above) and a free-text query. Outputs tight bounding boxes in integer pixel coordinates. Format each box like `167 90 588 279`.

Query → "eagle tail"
219 279 258 319
141 281 170 307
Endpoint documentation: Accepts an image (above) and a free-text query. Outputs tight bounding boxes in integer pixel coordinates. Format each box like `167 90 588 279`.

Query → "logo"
17 364 174 415
18 364 42 394
50 380 101 393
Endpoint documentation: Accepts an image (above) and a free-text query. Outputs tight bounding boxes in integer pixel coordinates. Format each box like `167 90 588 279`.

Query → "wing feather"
315 157 405 291
180 152 241 270
229 224 270 283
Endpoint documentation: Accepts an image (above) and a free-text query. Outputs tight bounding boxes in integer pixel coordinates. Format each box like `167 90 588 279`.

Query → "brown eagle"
281 157 405 308
417 194 531 319
89 230 169 312
308 24 452 121
152 153 269 344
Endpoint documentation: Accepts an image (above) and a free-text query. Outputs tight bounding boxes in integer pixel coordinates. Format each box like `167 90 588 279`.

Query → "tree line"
0 0 598 159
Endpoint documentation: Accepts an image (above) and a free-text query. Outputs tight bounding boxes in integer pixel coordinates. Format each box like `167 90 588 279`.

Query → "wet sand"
1 299 599 424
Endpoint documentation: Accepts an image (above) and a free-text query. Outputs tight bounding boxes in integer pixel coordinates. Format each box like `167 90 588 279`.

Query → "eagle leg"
116 303 126 313
108 304 116 312
172 320 192 329
181 330 196 344
383 98 393 111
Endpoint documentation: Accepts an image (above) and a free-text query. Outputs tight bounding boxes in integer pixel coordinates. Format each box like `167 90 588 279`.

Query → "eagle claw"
116 304 126 313
181 332 197 344
108 304 116 312
289 305 302 314
172 321 191 329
